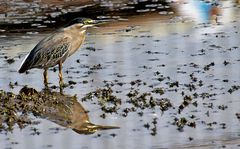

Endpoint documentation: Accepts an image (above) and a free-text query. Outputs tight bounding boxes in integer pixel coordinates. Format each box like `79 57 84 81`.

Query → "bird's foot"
59 82 69 95
44 81 49 88
43 86 51 93
59 81 68 87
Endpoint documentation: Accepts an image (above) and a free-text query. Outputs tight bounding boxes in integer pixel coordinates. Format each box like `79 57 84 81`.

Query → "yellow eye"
84 19 93 24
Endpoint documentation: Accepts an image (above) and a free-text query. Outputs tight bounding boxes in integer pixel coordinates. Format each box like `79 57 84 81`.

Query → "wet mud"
0 86 119 134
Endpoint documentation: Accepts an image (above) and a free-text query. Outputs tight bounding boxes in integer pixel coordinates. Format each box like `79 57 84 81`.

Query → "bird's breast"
67 29 86 57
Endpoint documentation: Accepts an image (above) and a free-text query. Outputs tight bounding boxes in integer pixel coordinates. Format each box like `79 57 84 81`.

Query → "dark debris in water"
5 58 15 64
126 90 171 111
178 95 197 114
82 87 121 113
79 61 240 134
236 113 240 120
203 62 215 71
172 117 196 132
228 85 240 94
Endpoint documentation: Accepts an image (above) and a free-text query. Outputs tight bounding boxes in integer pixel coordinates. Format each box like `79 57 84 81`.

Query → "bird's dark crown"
66 18 95 27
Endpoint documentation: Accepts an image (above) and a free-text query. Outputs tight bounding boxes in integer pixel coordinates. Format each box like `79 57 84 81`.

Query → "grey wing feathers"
18 33 71 73
38 41 70 67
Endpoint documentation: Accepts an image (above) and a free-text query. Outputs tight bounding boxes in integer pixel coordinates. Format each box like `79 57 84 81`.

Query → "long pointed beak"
72 121 120 134
92 20 100 24
83 24 95 28
83 20 100 28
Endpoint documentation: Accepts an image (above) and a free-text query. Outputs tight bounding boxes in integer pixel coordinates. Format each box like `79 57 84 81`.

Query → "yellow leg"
44 68 48 87
58 61 64 87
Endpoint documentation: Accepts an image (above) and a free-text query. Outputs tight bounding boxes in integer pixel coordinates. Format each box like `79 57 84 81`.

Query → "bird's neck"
63 24 87 57
63 24 87 43
64 24 86 35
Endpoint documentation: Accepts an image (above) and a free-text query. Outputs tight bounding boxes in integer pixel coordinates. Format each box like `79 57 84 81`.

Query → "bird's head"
66 18 98 29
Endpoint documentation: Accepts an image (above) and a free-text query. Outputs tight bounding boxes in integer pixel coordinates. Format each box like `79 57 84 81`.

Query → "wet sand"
0 1 240 149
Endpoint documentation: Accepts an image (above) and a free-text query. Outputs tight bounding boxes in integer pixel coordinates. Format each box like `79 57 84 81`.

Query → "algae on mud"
0 86 119 134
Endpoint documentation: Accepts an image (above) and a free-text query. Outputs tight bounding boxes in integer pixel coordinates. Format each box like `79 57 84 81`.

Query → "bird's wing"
19 33 71 73
37 35 71 67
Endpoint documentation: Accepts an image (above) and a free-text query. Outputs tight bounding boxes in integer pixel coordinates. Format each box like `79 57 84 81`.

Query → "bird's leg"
43 68 48 87
58 61 64 87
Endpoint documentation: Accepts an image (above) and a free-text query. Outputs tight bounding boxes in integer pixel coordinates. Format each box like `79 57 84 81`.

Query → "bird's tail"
18 65 27 73
18 54 30 73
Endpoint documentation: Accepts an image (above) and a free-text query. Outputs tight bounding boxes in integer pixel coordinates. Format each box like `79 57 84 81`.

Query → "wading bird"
18 18 97 87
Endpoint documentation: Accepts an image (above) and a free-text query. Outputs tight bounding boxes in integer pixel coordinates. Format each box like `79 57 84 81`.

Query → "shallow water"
0 0 172 33
0 1 240 149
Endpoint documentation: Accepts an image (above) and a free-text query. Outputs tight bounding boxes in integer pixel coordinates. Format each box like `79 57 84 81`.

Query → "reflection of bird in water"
19 87 119 134
18 18 98 87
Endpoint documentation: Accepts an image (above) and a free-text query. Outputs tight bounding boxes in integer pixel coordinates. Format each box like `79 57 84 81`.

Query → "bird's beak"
83 19 108 29
92 20 107 28
83 24 95 28
91 20 99 24
82 20 100 28
94 20 107 25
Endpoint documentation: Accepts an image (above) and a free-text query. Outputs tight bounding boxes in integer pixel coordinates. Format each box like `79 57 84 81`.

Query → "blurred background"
0 0 236 32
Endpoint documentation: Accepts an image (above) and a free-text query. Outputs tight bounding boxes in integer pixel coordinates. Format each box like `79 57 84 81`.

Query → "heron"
18 18 97 87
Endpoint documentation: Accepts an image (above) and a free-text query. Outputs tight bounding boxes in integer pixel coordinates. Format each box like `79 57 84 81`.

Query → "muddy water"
0 1 240 149
0 0 172 32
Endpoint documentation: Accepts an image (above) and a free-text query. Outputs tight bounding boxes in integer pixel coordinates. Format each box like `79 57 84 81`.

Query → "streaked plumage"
19 33 70 72
18 18 97 87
